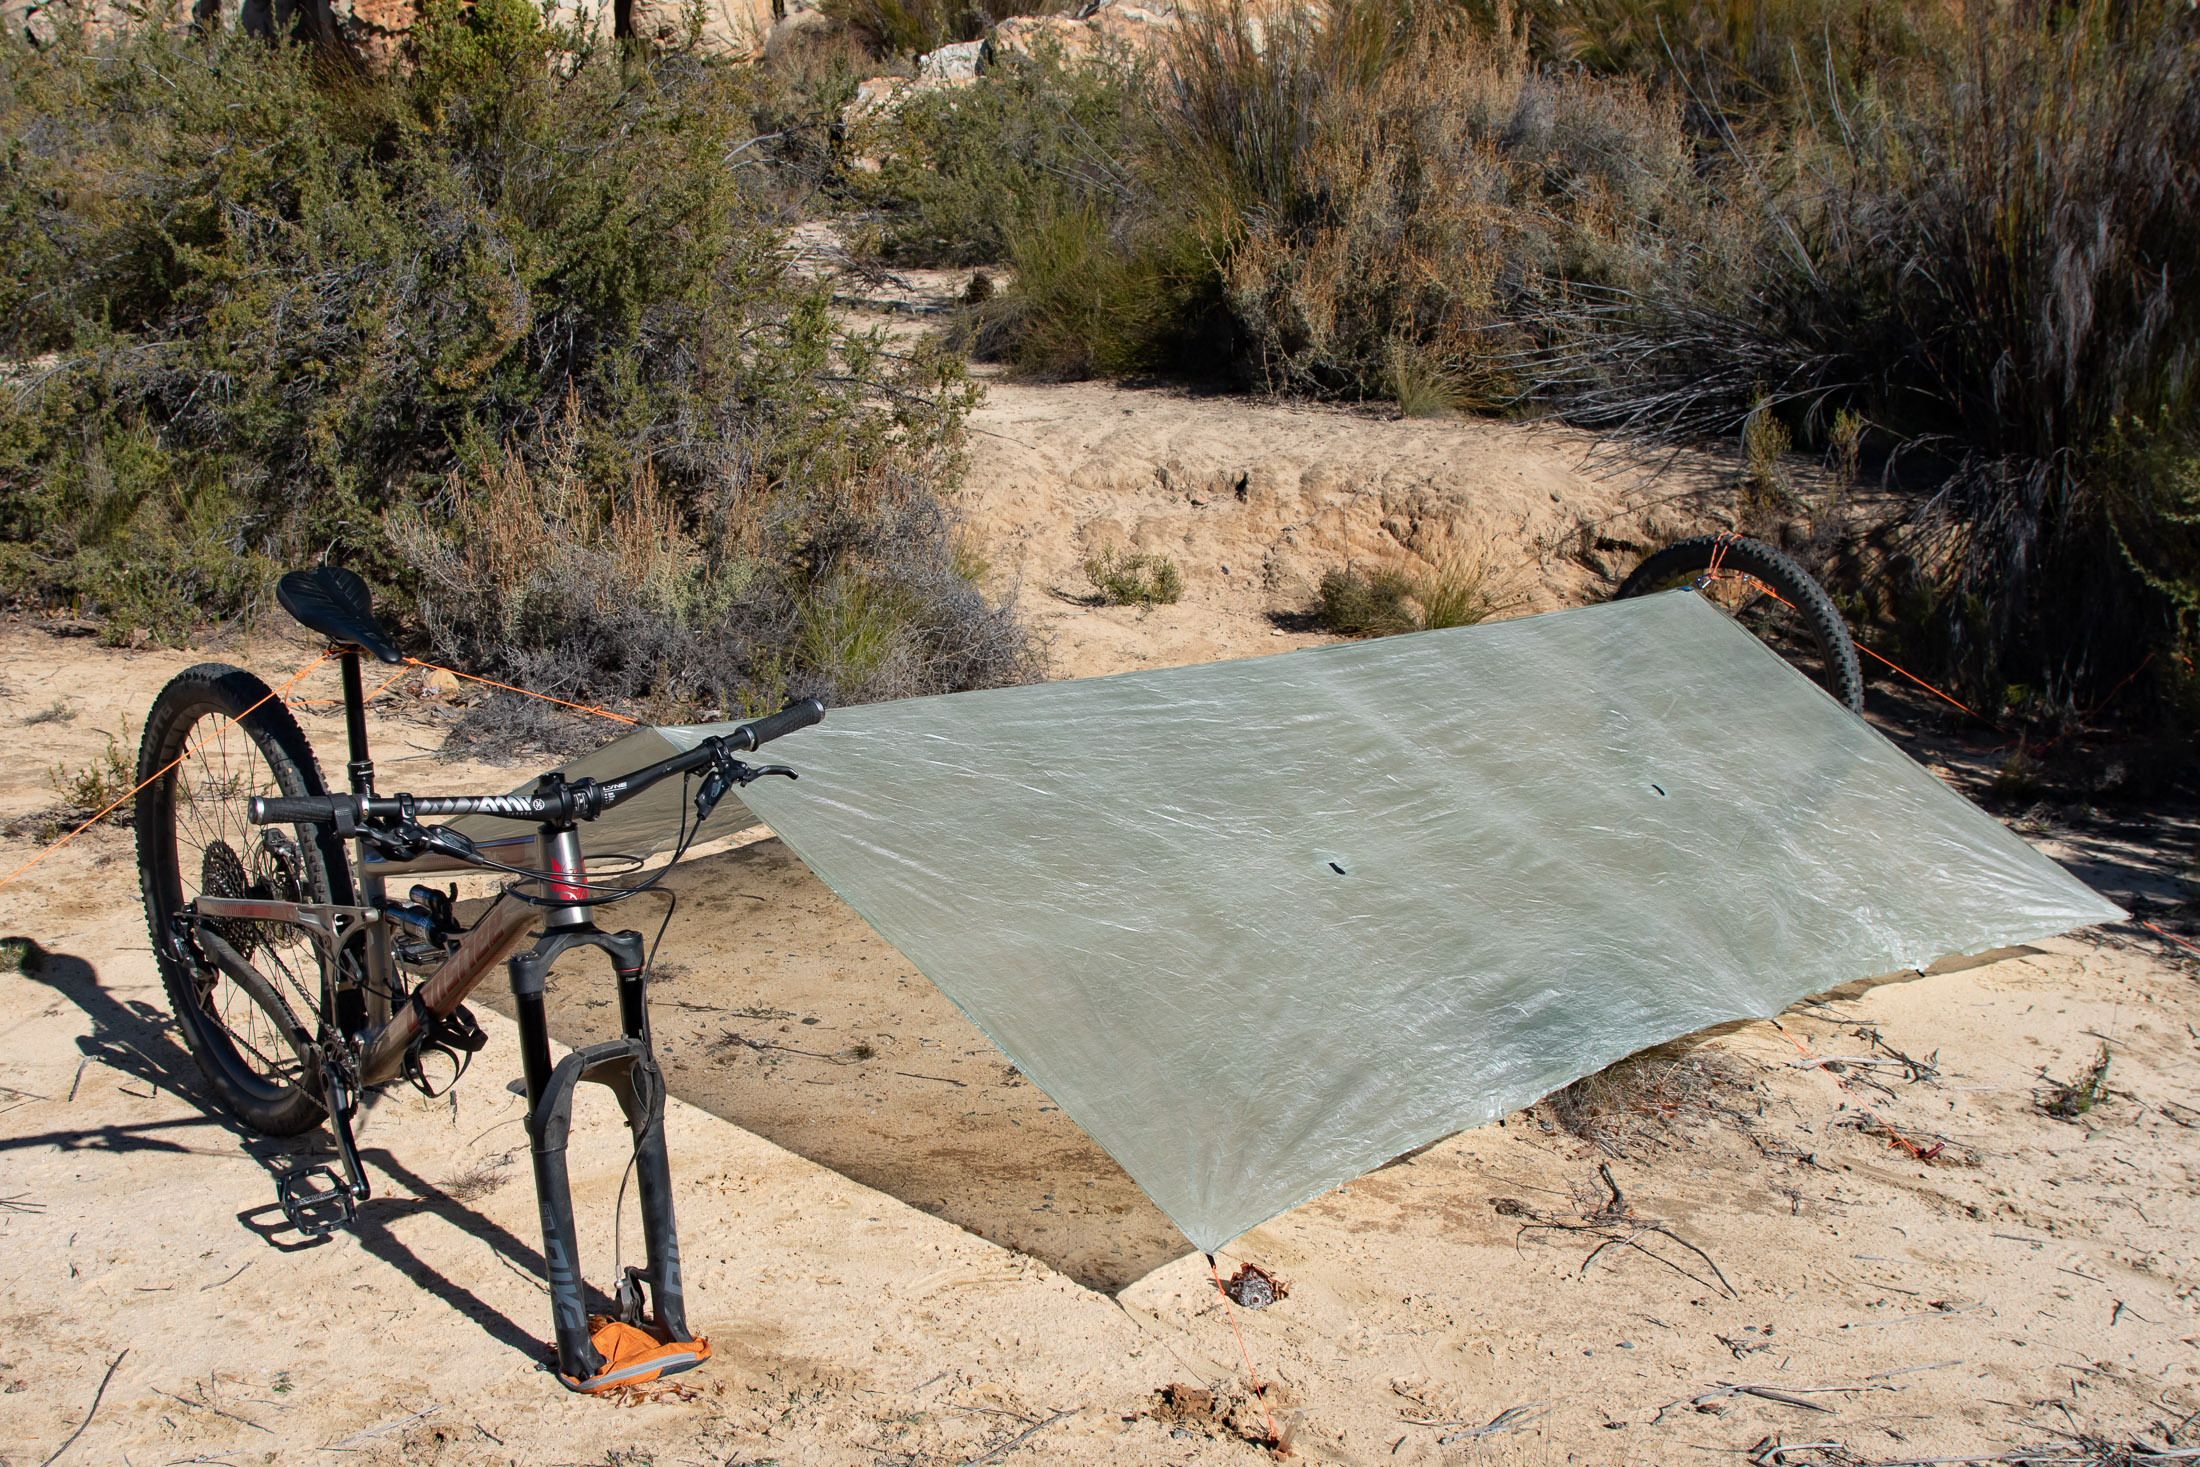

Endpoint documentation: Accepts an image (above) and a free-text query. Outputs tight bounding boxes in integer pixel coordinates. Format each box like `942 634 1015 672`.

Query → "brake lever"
359 816 480 867
414 824 482 864
695 751 798 825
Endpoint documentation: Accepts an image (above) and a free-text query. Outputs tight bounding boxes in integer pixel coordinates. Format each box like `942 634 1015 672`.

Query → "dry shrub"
399 401 702 652
1199 4 1697 404
1531 0 2200 712
1542 1047 1759 1158
46 725 134 825
391 397 1042 758
862 0 2199 719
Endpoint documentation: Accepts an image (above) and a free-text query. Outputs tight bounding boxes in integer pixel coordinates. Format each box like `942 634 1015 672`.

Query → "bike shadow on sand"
5 933 591 1362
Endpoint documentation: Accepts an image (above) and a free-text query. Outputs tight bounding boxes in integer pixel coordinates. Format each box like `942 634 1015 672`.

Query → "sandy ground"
2 361 2198 1466
957 377 1711 682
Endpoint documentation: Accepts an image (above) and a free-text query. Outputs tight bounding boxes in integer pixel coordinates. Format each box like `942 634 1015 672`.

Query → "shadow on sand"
3 935 598 1363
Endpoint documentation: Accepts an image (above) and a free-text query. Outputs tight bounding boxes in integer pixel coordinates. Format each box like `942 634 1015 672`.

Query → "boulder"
624 0 773 54
917 37 982 83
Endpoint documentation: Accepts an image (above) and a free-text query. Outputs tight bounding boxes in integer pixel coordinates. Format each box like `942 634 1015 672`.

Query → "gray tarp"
520 591 2121 1252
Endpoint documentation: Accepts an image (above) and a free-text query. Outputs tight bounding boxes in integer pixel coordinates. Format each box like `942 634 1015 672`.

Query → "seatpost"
336 648 393 1017
339 649 374 795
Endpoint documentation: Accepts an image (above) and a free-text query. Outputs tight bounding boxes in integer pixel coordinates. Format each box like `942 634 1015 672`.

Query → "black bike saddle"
276 567 403 664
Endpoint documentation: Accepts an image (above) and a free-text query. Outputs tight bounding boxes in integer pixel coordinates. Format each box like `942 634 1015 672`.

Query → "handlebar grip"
248 795 347 826
730 697 825 751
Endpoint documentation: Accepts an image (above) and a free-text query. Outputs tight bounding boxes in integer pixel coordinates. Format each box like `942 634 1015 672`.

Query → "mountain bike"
1614 533 1865 714
134 566 823 1392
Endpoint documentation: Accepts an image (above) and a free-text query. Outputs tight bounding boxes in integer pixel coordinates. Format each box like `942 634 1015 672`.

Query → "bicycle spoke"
167 710 317 1090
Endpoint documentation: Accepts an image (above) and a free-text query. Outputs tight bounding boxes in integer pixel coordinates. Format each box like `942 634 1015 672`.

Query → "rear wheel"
136 664 354 1135
1614 534 1865 715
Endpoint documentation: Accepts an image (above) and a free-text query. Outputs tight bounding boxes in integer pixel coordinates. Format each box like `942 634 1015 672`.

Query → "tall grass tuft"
1536 0 2200 704
1315 550 1518 637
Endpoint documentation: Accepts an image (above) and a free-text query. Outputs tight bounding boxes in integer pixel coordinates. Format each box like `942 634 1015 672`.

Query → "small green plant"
1084 548 1184 606
0 936 44 975
22 700 76 726
1991 746 2041 800
1742 399 1793 507
48 724 134 822
1830 408 1867 484
1315 565 1420 637
951 531 991 584
2037 1043 2110 1120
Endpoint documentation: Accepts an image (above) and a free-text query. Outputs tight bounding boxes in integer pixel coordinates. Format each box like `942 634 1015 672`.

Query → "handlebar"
246 697 824 831
724 697 824 751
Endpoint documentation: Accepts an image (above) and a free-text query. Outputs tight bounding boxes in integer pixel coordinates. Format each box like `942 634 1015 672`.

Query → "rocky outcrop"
10 0 780 64
6 0 203 46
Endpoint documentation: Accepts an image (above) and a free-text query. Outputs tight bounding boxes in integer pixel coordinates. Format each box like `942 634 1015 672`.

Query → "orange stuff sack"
559 1317 712 1394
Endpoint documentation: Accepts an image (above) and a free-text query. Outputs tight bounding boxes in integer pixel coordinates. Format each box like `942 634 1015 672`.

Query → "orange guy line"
0 654 332 893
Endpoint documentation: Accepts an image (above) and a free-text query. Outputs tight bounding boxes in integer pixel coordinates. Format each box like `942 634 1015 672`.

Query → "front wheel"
1614 534 1865 715
136 664 353 1135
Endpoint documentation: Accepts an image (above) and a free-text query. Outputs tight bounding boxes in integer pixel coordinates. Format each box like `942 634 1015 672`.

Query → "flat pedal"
278 1165 358 1238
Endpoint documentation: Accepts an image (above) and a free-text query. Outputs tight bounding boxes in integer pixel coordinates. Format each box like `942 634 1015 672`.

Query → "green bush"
1315 565 1419 637
1083 547 1182 606
0 8 1038 727
1315 553 1517 637
848 38 1146 266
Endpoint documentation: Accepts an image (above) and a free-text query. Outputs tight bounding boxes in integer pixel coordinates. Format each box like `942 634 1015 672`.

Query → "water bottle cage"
401 997 488 1098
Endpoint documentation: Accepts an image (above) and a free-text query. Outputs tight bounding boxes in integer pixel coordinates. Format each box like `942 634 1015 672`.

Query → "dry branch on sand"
1495 1163 1737 1299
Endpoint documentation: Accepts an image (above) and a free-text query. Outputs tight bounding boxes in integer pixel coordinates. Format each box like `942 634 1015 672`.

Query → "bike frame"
183 647 702 1391
194 838 551 1087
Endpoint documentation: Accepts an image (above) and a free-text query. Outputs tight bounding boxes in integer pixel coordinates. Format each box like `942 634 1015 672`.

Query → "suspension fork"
508 821 696 1388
